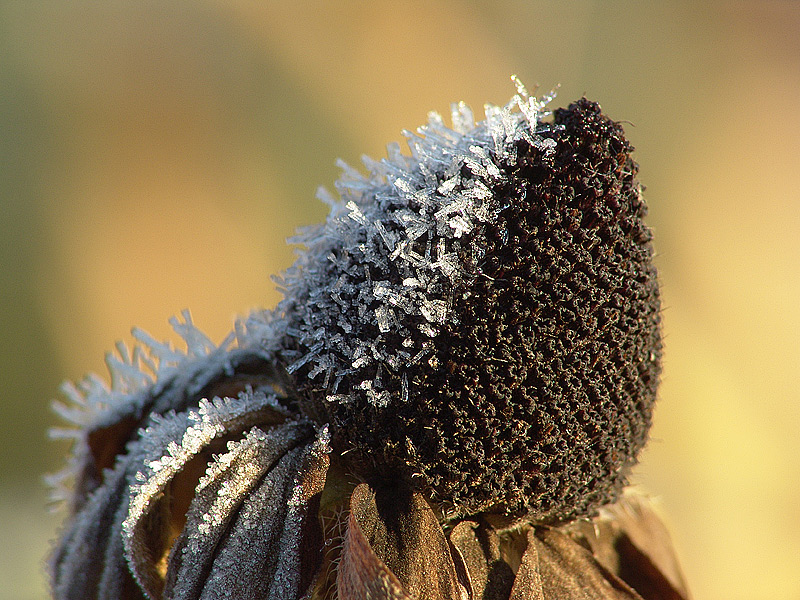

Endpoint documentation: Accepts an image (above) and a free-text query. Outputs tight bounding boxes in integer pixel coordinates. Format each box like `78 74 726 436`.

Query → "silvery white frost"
276 76 555 410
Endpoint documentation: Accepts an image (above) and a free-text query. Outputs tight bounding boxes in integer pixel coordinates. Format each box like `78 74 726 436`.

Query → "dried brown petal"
526 526 642 599
337 494 410 600
565 496 690 600
507 530 544 600
338 483 467 600
448 520 516 600
446 496 690 600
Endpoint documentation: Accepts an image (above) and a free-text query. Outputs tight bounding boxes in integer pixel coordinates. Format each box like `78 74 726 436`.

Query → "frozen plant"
49 78 688 600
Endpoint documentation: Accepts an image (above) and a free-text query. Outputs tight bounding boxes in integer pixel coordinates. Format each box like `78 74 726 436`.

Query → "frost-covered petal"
50 458 142 600
169 426 330 600
51 403 201 599
122 392 291 596
52 338 286 516
160 422 314 599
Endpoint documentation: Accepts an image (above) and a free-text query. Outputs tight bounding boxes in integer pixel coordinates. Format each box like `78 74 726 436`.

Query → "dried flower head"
49 79 686 600
279 83 661 521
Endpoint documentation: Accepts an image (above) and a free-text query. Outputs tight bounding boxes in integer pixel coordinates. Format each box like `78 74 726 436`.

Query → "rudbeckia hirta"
50 78 689 599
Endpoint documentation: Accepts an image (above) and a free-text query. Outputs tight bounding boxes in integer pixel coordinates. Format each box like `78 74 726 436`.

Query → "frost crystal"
277 83 553 409
47 310 287 511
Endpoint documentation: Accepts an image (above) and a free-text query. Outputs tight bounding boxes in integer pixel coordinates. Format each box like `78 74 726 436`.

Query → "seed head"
277 86 661 521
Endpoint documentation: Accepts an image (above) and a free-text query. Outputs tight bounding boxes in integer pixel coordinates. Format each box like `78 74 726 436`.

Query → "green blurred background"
1 2 798 598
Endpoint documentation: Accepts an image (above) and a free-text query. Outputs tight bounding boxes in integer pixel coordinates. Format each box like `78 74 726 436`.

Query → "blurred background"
1 1 798 598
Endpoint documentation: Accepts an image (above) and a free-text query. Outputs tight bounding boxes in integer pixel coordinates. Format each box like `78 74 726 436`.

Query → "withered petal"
527 526 643 599
447 534 475 600
65 348 282 515
51 459 143 600
448 520 517 600
52 407 200 598
165 426 329 600
446 496 690 600
338 482 467 600
122 392 290 598
566 496 690 600
337 486 411 600
125 420 309 598
506 529 544 600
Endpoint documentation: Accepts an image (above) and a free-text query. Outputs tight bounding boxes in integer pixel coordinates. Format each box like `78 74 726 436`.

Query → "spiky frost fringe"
276 77 556 407
47 309 286 509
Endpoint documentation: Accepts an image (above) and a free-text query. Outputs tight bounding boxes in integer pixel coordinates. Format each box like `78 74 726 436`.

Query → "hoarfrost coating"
277 80 557 410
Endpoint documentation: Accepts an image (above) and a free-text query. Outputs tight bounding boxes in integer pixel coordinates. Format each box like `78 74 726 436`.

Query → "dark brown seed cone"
327 99 661 521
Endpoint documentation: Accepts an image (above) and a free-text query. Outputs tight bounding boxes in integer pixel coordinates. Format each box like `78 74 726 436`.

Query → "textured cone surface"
314 99 661 520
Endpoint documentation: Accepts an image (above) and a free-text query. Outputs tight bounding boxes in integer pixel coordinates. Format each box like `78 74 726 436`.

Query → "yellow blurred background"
1 2 798 598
